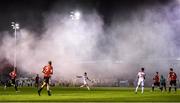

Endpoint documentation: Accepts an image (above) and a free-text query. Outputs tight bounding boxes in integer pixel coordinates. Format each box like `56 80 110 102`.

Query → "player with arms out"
135 68 146 94
76 72 93 90
168 68 177 92
38 61 53 96
152 72 161 91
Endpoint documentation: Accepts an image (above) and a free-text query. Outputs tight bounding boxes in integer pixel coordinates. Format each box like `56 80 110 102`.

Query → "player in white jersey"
76 72 92 90
135 68 146 94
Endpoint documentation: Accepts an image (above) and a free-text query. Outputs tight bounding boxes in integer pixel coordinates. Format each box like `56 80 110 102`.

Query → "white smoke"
0 0 180 83
0 10 104 80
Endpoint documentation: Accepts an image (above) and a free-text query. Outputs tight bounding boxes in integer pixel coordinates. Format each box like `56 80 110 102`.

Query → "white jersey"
82 75 89 84
135 70 146 93
137 71 146 87
137 71 146 80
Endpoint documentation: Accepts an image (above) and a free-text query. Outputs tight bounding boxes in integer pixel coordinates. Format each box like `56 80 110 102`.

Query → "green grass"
0 86 179 102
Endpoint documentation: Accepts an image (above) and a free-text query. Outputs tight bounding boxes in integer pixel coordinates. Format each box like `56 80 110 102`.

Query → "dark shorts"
154 82 160 86
44 77 50 84
170 80 176 86
35 80 39 84
11 79 16 84
160 82 166 87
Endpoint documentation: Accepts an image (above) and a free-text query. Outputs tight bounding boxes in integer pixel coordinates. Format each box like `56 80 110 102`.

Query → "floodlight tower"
11 22 20 70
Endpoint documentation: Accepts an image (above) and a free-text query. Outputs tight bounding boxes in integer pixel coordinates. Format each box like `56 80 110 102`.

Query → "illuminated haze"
0 0 180 83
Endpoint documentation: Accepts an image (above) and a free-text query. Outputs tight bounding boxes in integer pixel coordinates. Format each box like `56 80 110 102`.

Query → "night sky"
0 0 171 33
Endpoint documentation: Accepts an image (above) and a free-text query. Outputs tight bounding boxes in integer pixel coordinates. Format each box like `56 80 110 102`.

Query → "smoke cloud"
0 0 180 84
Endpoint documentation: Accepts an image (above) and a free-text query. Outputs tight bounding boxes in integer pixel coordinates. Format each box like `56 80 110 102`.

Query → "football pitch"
0 86 179 102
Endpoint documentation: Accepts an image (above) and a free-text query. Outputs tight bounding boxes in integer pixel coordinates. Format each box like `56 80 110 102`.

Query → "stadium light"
11 22 20 70
70 10 81 20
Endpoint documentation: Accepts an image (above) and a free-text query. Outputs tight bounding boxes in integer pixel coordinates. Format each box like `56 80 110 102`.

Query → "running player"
168 68 177 92
76 72 93 90
135 68 146 94
38 61 53 96
9 68 18 92
152 72 161 91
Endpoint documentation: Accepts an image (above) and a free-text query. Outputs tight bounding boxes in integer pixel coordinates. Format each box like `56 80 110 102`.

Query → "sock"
47 90 51 96
38 88 43 92
47 84 50 91
142 87 144 93
169 87 171 92
80 85 84 88
15 85 18 91
4 85 7 90
135 86 138 92
87 86 90 90
164 86 167 91
152 87 154 91
160 87 163 91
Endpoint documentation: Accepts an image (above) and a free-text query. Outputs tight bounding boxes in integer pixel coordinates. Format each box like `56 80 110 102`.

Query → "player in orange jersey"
38 61 53 96
152 72 161 91
168 68 177 92
9 68 18 92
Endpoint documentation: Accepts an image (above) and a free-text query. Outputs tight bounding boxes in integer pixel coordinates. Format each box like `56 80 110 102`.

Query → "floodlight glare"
11 22 20 30
74 11 81 20
70 11 81 20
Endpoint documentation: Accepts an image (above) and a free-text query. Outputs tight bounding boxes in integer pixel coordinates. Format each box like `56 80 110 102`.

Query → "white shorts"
83 81 87 85
137 79 144 87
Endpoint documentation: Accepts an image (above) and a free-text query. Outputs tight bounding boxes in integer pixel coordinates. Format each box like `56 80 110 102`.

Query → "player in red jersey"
152 72 161 91
168 68 177 92
38 61 53 96
9 68 18 92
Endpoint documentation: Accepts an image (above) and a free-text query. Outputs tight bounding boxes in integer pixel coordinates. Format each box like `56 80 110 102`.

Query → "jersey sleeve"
42 66 46 73
175 73 177 78
76 76 82 78
137 72 140 78
144 73 146 79
9 72 12 76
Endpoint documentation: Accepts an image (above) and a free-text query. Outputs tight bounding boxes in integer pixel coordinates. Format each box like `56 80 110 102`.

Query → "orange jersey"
168 72 177 81
42 65 53 77
153 74 160 82
9 70 17 79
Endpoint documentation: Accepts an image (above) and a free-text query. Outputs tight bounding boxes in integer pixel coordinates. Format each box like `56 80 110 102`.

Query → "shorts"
35 81 39 84
11 79 16 85
137 79 144 87
160 82 166 87
169 80 176 86
153 82 160 86
44 77 50 84
83 81 87 85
